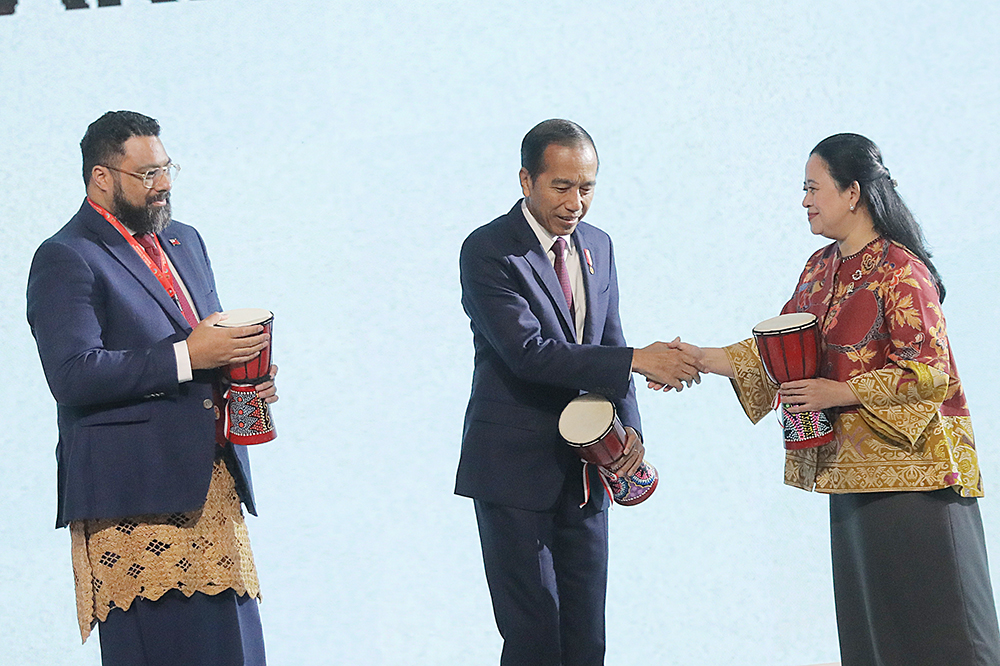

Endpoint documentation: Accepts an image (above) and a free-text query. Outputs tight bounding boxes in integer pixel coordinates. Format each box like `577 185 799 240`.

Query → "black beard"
112 181 172 235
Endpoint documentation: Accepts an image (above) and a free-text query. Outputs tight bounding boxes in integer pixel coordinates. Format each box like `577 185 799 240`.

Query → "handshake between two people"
632 338 713 392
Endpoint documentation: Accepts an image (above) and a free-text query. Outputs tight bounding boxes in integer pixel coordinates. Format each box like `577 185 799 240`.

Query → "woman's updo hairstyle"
811 133 945 302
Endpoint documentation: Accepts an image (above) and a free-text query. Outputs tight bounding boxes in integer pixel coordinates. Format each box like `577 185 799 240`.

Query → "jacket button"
203 399 214 409
214 406 221 421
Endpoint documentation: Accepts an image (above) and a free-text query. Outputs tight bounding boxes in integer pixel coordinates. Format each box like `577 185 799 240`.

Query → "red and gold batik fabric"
70 459 260 642
726 237 981 497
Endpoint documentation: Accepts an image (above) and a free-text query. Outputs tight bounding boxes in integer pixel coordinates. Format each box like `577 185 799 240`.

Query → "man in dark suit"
456 119 698 665
27 111 275 665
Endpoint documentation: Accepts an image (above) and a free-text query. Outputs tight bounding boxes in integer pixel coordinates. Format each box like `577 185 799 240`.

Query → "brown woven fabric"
71 460 260 642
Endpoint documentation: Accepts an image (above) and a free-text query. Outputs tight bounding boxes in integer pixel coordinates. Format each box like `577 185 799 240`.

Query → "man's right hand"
631 338 702 391
187 312 270 370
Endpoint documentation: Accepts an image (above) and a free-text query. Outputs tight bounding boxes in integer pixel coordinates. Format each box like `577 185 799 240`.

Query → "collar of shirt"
521 199 577 262
520 199 586 341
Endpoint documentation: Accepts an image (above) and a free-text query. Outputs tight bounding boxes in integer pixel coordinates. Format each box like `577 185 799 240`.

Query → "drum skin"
572 416 626 467
559 393 626 465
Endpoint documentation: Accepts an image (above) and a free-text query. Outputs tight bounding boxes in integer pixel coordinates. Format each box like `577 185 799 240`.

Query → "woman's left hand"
779 378 857 412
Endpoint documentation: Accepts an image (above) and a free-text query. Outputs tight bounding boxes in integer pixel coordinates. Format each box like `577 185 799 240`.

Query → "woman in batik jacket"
673 134 1000 666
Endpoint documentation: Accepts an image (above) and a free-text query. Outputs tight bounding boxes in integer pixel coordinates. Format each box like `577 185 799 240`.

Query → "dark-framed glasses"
103 162 181 189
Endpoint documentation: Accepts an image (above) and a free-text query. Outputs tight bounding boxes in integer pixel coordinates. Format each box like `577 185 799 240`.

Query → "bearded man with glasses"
27 111 275 666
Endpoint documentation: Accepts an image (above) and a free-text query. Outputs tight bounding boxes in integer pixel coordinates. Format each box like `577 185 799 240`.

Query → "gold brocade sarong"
71 459 260 642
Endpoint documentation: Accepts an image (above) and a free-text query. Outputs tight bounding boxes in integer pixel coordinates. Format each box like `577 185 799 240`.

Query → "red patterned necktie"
552 237 574 316
134 233 199 328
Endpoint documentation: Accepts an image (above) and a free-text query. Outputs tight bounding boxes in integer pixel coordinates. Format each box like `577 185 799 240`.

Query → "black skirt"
830 489 1000 666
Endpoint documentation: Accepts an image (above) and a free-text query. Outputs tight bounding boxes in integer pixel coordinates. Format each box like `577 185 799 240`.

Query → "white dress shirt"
522 200 586 342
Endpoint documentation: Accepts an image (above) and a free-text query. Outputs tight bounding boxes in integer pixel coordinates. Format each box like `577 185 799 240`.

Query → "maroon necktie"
135 233 199 328
135 234 225 446
552 237 574 317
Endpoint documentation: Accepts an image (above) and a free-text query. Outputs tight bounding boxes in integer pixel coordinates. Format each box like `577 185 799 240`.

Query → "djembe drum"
558 393 658 506
752 312 833 450
217 308 276 445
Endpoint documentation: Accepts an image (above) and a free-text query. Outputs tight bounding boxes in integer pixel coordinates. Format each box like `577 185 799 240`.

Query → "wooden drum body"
558 394 657 506
216 308 277 445
751 312 833 450
753 312 821 384
219 308 274 384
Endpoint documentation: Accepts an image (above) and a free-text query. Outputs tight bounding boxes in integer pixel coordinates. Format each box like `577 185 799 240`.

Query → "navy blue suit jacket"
27 200 255 528
456 201 640 511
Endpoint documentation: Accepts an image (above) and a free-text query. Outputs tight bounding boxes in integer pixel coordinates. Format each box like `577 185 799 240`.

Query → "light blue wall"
2 1 998 664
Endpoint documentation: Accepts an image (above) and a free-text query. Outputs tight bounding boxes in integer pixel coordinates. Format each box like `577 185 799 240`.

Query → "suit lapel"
509 205 577 341
81 204 192 332
158 229 209 324
573 225 600 344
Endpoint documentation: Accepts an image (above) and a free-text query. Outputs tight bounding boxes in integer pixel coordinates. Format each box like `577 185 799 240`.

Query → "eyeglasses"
102 163 181 189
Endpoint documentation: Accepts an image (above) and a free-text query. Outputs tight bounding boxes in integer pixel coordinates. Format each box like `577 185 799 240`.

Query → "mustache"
148 191 170 205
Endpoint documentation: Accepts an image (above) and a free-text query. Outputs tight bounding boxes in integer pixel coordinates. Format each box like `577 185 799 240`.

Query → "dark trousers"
474 475 609 666
98 589 265 666
831 489 1000 666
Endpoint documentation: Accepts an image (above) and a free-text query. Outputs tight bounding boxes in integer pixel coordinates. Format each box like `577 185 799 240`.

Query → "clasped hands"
635 336 856 411
632 337 704 392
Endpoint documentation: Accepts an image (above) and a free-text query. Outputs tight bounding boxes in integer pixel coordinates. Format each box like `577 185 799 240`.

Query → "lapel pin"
168 238 181 246
583 248 595 274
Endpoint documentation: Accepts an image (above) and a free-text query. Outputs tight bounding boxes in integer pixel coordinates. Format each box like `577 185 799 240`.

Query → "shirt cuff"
174 341 193 383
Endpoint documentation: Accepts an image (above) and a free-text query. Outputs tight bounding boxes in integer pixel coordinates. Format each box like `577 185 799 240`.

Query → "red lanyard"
87 197 181 305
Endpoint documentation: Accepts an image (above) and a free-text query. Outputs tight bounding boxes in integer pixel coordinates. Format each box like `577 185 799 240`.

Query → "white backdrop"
1 1 998 664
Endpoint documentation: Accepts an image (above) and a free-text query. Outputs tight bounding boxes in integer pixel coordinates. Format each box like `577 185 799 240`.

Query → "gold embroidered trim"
796 413 983 498
848 360 949 446
725 338 776 424
71 460 260 642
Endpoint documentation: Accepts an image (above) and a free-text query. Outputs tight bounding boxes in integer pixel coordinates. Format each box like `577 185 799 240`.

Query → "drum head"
559 394 615 445
752 312 816 334
217 308 274 327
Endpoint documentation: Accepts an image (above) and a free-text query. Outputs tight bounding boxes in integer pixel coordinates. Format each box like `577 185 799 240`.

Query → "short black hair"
80 111 160 186
520 119 597 181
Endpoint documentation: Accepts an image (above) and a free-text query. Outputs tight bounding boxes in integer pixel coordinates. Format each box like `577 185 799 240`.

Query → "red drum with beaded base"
217 308 276 445
752 312 834 450
558 394 657 506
